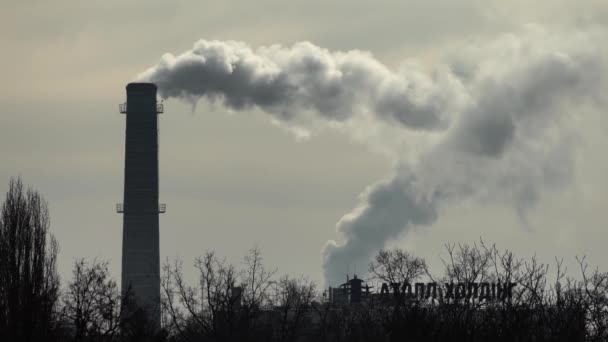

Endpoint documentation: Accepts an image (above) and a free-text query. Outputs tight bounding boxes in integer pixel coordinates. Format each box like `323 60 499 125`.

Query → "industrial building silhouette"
117 83 164 328
327 275 372 305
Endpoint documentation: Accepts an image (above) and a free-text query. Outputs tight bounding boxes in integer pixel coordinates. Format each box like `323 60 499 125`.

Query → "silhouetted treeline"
159 243 606 342
1 178 607 342
0 178 60 342
0 179 165 342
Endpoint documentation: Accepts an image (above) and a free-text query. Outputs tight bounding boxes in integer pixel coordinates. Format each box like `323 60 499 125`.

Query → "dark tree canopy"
0 177 60 342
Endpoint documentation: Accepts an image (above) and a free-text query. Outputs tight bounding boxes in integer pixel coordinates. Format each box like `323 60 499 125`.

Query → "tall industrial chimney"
117 83 164 328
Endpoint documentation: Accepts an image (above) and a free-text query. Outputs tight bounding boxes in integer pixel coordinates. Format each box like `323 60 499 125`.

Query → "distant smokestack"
117 83 164 328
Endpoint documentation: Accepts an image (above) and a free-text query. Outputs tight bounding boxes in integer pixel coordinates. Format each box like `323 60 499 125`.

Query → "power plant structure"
117 83 164 328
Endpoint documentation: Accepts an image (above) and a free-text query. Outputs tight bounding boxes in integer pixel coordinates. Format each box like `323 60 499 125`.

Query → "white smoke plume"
137 25 607 286
137 39 462 131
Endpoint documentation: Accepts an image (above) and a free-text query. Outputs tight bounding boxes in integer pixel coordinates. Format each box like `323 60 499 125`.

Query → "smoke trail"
137 25 607 286
137 40 463 131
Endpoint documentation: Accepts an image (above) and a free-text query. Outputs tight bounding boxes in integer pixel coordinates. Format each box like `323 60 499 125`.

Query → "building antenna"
347 264 350 282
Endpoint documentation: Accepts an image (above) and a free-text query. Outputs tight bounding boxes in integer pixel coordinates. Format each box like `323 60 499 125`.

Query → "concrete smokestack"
118 82 164 328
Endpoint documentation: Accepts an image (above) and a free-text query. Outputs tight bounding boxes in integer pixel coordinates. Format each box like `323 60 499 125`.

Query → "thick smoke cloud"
138 25 607 286
137 40 460 130
322 26 605 285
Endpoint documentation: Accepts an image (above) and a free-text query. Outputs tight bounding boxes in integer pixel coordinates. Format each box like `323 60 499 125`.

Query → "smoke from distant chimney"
137 24 607 286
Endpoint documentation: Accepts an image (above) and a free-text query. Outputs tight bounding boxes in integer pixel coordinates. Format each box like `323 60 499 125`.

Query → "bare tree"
161 247 277 342
61 258 121 342
576 256 608 342
160 252 240 341
369 248 426 285
0 177 60 342
240 246 277 311
439 241 496 285
158 242 605 342
273 276 316 342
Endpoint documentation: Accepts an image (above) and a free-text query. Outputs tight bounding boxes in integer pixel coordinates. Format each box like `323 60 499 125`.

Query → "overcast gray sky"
2 0 608 287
